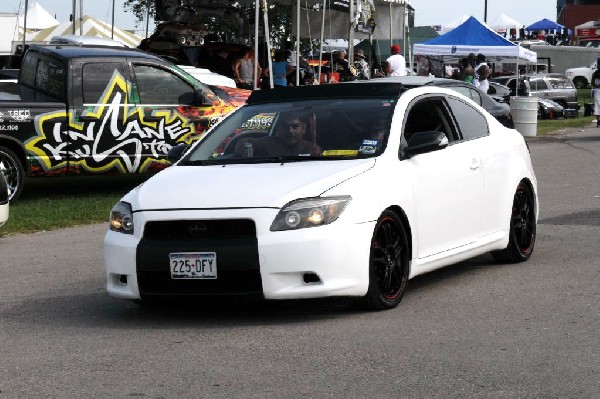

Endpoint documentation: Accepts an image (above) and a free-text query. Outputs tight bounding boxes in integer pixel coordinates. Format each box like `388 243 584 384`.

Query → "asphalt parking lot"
0 124 598 398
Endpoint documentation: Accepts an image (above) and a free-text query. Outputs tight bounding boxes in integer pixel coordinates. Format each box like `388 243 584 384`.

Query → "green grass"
537 116 593 135
1 174 149 237
535 88 594 135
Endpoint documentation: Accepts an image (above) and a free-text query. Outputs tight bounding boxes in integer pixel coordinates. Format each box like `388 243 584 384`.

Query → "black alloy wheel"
492 182 536 263
359 210 410 310
0 146 24 201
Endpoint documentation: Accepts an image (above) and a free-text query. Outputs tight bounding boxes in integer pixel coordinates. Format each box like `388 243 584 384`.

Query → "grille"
143 219 256 240
137 219 262 295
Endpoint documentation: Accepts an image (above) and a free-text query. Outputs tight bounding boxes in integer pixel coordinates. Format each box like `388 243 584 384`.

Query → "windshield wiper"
179 155 321 166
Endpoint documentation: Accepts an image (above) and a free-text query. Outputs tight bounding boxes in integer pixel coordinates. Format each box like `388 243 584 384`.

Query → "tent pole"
111 0 115 39
296 0 301 86
80 0 83 36
262 0 274 89
389 2 393 48
406 4 412 75
402 2 406 60
347 0 354 62
254 0 259 90
72 0 76 34
318 0 326 84
22 0 29 51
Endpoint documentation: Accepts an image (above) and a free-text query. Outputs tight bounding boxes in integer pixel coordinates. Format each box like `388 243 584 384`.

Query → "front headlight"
109 201 134 234
270 196 351 231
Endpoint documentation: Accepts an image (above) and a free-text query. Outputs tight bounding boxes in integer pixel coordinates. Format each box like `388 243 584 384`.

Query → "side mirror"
404 131 449 158
193 89 216 106
167 143 190 164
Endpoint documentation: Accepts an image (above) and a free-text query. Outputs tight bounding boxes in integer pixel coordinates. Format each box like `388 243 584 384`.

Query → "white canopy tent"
17 2 59 30
489 14 523 38
443 15 469 33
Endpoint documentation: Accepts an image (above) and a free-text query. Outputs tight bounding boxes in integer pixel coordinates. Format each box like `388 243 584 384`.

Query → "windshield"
182 98 395 164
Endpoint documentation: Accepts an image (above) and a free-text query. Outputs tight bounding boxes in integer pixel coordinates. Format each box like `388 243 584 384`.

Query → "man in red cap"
387 44 407 76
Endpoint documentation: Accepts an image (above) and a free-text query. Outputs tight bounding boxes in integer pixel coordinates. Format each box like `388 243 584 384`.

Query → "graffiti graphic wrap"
25 71 196 175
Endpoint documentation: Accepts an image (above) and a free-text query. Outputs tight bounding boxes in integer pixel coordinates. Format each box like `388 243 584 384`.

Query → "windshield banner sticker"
25 71 196 174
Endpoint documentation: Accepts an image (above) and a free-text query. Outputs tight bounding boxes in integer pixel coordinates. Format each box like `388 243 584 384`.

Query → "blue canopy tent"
413 16 536 62
525 18 565 32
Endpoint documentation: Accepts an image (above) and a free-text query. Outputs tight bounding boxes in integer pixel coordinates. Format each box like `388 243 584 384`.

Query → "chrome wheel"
0 146 25 201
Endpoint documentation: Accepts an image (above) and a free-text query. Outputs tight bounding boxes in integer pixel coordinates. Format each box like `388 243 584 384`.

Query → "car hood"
130 159 375 210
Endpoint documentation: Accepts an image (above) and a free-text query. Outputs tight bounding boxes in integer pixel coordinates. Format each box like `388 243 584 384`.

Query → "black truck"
0 45 250 200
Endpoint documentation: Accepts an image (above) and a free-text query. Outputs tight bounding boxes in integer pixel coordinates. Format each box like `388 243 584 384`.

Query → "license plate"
169 252 217 279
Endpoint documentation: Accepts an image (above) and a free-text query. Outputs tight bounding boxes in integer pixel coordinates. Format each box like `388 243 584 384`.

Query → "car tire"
492 181 536 263
572 77 588 89
0 146 25 201
357 210 410 310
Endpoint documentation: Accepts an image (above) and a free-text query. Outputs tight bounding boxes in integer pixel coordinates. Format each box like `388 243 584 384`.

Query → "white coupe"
104 80 538 310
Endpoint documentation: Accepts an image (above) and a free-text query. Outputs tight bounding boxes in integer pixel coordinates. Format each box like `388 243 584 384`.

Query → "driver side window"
132 64 195 104
403 97 456 144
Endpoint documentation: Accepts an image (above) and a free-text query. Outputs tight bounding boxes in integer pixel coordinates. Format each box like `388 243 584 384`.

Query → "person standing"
353 49 371 80
387 44 407 76
474 53 490 93
263 50 292 88
332 50 355 82
591 58 600 127
460 58 475 84
233 48 261 90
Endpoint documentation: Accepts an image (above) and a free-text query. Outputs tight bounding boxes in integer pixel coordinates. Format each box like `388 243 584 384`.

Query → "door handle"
470 158 481 170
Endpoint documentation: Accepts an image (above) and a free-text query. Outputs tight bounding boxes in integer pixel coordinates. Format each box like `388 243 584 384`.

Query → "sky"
2 0 155 32
409 0 557 28
2 0 558 33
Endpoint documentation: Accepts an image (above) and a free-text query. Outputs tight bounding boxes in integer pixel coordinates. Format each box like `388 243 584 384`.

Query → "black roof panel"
247 82 405 104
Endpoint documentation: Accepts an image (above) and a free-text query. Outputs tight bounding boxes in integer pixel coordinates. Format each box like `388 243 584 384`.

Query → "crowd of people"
446 53 491 92
221 43 413 90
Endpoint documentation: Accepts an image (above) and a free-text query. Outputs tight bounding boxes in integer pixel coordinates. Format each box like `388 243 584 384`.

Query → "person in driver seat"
235 112 321 156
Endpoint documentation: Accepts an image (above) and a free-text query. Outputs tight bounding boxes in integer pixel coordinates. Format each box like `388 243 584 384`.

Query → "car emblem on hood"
188 223 208 235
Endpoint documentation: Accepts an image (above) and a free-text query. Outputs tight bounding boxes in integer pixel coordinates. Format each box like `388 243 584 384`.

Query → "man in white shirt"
474 53 490 93
387 44 407 76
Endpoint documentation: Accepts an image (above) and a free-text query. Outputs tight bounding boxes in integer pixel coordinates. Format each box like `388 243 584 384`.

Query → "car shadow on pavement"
3 254 516 329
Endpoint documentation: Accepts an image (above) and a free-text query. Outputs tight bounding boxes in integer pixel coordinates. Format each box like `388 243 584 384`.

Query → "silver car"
492 74 579 110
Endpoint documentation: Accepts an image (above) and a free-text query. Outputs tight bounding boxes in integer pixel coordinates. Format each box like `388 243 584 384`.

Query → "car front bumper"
104 208 375 301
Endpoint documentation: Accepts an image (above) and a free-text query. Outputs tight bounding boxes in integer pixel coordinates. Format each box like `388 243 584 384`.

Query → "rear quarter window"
19 52 38 87
18 53 66 101
446 96 489 140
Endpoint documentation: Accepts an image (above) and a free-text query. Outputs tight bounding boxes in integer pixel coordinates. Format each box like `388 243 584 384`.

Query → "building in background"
557 0 600 32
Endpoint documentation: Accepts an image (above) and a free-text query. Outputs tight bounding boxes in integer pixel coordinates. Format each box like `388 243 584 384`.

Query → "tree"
123 0 294 47
123 0 155 23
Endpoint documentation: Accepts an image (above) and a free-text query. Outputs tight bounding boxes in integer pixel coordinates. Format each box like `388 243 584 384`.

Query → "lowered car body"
104 82 538 310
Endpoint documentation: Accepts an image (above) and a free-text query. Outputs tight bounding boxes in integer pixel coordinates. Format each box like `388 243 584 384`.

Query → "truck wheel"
572 77 588 89
0 146 25 201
